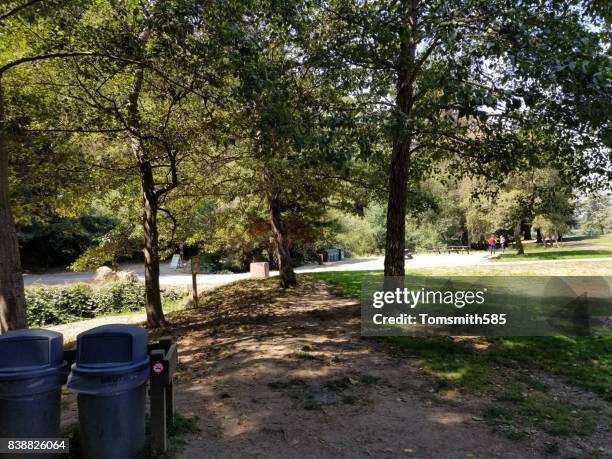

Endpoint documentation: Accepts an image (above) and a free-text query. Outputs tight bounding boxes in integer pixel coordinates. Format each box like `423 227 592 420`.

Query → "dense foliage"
1 0 610 330
25 281 183 327
17 215 118 270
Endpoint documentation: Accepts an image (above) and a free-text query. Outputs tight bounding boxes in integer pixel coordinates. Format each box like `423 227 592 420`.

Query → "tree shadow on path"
154 279 551 459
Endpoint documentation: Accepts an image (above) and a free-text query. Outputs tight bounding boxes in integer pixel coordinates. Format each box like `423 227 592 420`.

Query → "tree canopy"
0 0 610 331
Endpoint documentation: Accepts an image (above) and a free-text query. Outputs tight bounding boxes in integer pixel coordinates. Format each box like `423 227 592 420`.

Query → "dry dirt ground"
59 279 610 458
143 280 609 459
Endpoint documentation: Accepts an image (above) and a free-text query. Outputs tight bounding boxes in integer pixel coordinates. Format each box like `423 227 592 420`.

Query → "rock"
91 266 118 284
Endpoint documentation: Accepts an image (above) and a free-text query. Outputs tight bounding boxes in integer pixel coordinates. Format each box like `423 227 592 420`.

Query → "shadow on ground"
151 280 551 459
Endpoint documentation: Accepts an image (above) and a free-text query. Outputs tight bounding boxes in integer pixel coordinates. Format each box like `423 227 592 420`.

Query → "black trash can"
67 325 149 459
0 329 67 452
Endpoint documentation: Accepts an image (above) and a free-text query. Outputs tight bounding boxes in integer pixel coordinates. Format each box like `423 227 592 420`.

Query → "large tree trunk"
536 228 543 243
384 139 411 277
0 76 27 332
140 161 166 327
383 2 417 277
523 224 532 241
263 168 296 288
514 224 524 255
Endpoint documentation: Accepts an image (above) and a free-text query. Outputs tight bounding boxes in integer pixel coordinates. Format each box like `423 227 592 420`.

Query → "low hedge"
26 281 183 327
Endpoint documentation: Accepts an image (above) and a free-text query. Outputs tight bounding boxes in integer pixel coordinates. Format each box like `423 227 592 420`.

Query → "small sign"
170 254 181 269
153 362 165 374
191 256 200 274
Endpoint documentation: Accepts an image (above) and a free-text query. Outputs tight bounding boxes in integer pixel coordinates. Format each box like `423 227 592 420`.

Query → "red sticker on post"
153 362 165 374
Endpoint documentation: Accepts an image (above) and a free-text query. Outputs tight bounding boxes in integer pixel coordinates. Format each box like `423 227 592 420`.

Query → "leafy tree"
532 215 569 247
0 0 105 331
316 0 611 276
331 203 386 256
227 1 355 287
581 193 612 235
466 206 495 246
493 189 532 254
34 0 245 326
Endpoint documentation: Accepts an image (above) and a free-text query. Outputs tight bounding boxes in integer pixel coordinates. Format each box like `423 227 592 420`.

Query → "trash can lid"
72 324 149 376
0 329 65 380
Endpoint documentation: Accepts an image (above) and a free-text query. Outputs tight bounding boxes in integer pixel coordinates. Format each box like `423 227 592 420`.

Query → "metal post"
158 337 175 429
191 255 200 308
166 381 175 428
149 337 178 457
150 350 167 455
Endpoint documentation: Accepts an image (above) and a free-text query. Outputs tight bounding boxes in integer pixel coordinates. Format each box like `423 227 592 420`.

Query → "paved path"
24 253 612 288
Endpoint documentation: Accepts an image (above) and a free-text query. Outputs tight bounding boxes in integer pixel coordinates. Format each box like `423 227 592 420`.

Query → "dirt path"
159 280 550 459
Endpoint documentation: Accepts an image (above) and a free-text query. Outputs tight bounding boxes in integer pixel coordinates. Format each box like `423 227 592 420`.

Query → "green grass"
576 232 612 247
494 233 612 261
495 248 612 261
302 269 612 438
305 270 612 399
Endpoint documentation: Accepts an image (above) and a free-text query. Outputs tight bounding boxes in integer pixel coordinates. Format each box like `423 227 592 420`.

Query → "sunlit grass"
495 234 612 261
304 270 612 401
495 248 612 261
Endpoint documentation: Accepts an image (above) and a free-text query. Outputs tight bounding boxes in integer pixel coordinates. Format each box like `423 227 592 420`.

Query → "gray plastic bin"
67 325 149 459
0 329 67 456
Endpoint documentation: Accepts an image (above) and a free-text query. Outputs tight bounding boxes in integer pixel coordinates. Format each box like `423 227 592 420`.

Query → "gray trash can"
0 329 67 445
67 325 149 459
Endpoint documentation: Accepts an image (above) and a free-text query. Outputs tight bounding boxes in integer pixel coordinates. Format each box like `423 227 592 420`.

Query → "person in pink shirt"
487 234 497 255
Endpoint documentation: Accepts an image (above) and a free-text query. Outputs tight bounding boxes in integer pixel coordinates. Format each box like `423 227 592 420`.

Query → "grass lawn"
302 269 612 438
494 233 612 262
495 248 612 261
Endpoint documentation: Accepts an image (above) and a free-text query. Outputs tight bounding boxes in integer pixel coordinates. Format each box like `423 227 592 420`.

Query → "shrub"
26 283 98 326
25 280 183 327
94 281 145 315
160 287 184 302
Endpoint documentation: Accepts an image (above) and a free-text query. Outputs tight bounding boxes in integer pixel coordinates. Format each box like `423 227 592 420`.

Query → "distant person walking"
500 235 506 253
487 234 497 255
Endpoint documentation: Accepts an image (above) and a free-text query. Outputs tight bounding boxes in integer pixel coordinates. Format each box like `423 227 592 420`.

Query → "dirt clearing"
140 279 607 459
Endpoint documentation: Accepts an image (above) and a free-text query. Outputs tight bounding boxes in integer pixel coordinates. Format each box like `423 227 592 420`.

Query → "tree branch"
0 0 42 22
0 52 101 74
158 207 178 249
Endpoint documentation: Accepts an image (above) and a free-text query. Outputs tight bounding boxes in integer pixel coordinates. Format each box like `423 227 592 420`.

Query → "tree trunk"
523 224 531 241
514 224 524 255
461 228 469 246
0 76 27 332
125 42 166 328
536 228 543 243
263 168 296 288
384 139 411 276
141 161 166 327
383 1 417 277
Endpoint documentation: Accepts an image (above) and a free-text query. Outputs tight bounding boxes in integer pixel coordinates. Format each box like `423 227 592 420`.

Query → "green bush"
94 281 145 315
25 280 182 327
26 284 98 325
